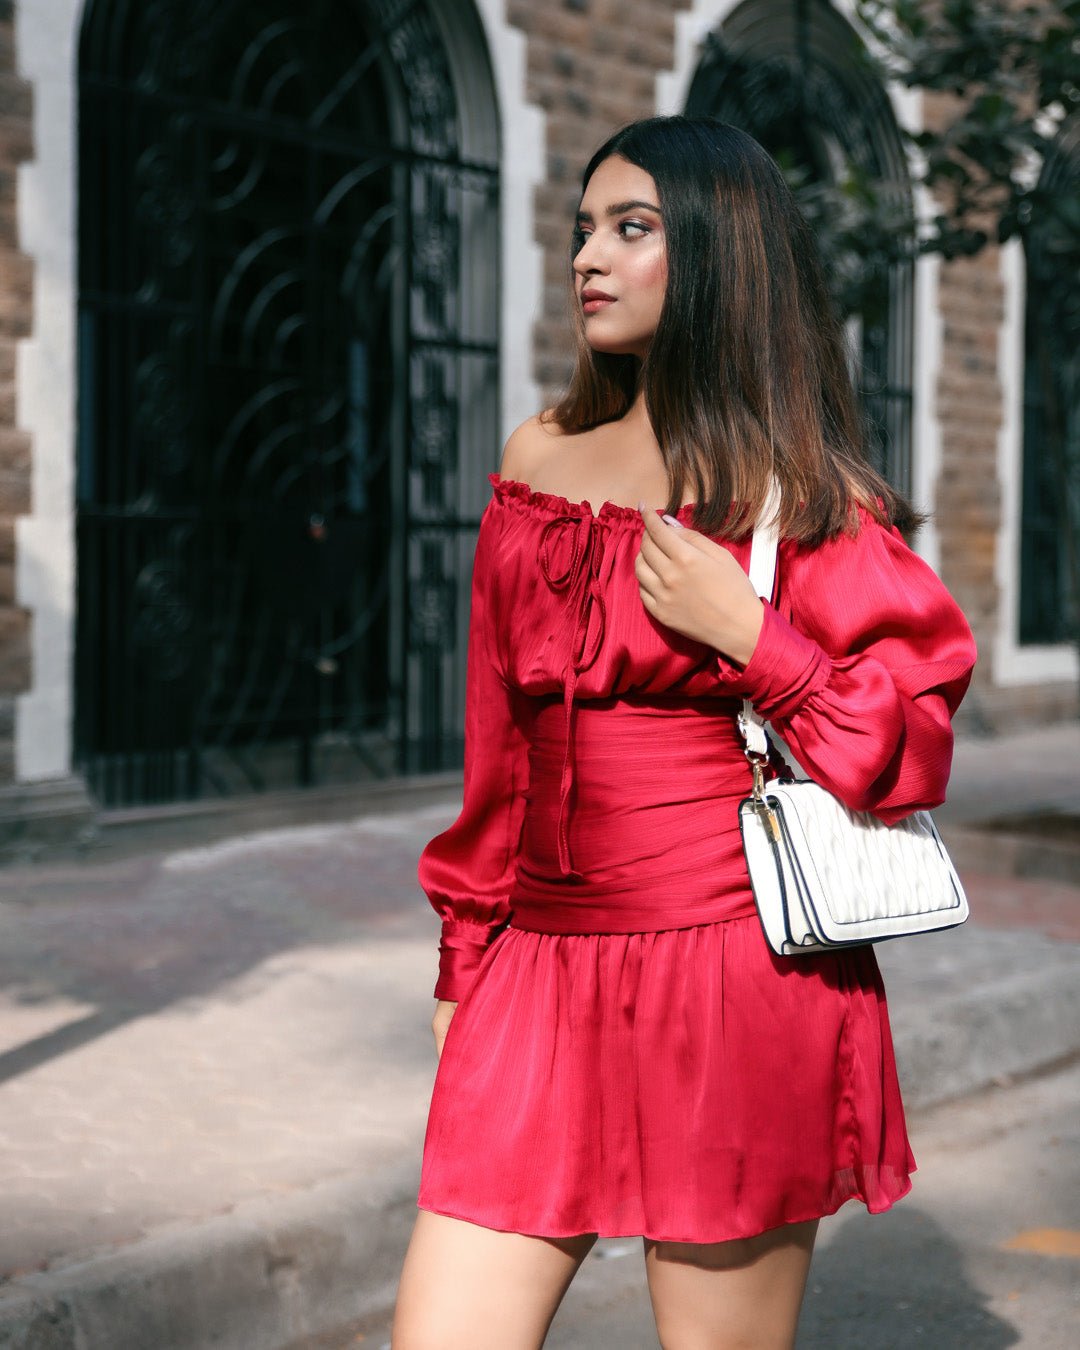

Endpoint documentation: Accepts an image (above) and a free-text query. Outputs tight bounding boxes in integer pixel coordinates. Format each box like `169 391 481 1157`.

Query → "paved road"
1 802 1074 1282
296 1060 1080 1349
1 718 1077 1348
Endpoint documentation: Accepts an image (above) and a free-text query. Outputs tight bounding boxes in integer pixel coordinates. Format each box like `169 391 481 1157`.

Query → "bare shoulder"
498 411 567 485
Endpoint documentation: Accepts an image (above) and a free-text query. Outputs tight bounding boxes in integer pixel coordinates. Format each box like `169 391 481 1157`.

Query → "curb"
0 1162 422 1350
941 823 1080 888
882 932 1080 1111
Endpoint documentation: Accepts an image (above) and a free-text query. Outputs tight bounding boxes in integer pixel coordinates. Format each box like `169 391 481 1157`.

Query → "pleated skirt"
417 914 915 1243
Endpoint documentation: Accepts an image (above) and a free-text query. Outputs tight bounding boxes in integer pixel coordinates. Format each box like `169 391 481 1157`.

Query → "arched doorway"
1019 117 1080 646
686 0 914 493
76 0 500 806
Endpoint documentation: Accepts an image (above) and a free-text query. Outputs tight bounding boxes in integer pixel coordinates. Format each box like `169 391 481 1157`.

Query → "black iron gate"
687 0 915 494
1020 120 1080 646
77 0 499 806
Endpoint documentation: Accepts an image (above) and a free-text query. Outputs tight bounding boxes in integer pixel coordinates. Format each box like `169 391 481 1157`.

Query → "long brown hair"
549 116 921 543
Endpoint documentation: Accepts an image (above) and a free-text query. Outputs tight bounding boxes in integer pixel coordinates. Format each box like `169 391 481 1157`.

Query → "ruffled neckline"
488 472 698 526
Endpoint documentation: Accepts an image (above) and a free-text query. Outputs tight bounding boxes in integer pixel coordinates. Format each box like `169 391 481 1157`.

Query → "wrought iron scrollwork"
133 560 195 682
77 0 499 805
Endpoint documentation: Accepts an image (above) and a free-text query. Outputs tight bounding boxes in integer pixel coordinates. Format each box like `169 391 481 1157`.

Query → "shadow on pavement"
800 1206 1019 1348
0 812 443 1084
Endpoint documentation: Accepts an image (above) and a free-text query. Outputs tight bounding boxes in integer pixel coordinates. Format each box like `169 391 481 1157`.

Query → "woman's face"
572 155 667 360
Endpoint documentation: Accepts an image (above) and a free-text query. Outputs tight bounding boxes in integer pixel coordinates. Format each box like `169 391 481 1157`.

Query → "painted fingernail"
661 513 684 528
637 499 646 511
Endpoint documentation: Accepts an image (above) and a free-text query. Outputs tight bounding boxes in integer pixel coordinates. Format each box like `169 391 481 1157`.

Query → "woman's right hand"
432 999 458 1060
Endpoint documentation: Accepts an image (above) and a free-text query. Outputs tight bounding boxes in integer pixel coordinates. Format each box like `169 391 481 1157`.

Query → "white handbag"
736 480 969 956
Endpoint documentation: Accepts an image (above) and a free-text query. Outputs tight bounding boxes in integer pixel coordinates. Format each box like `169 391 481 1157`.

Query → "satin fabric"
511 695 760 933
416 472 977 1242
421 919 912 1241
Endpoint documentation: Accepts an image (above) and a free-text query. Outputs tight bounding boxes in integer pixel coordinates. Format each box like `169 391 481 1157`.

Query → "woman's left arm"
636 502 978 823
724 508 978 823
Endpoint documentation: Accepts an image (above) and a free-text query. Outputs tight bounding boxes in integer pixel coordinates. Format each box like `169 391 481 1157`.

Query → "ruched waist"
510 695 760 934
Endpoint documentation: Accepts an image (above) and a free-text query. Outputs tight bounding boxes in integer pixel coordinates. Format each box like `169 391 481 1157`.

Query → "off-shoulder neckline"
488 471 698 525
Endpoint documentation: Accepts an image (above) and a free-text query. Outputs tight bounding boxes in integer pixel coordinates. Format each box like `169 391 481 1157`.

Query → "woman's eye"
571 220 649 252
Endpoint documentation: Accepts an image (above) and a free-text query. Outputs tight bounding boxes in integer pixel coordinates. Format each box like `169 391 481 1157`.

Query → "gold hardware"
761 802 781 843
745 751 768 800
744 751 780 840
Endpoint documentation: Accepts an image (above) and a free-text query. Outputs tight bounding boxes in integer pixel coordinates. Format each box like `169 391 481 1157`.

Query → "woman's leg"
643 1218 819 1350
392 1209 598 1350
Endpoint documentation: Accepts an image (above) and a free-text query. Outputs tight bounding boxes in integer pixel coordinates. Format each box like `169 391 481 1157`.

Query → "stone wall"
0 0 32 783
506 0 692 402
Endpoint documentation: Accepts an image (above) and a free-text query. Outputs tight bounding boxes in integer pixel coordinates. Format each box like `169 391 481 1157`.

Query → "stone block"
0 601 30 693
0 425 29 471
0 200 16 249
0 113 32 166
615 0 680 43
0 72 30 122
0 246 31 293
0 467 29 515
509 3 588 47
0 291 31 338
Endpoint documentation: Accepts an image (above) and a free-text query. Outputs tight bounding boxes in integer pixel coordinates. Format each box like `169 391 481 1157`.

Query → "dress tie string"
538 512 608 880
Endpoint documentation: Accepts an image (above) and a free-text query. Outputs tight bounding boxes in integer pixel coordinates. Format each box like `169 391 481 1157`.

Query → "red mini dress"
415 471 977 1243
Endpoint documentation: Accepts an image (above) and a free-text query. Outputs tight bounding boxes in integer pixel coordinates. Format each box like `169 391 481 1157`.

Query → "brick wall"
0 0 32 783
933 245 1004 724
506 0 692 402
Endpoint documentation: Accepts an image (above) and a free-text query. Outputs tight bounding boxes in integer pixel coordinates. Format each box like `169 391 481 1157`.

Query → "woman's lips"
581 291 615 314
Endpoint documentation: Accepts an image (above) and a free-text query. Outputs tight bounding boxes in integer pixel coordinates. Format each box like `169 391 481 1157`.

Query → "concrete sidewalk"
0 723 1078 1350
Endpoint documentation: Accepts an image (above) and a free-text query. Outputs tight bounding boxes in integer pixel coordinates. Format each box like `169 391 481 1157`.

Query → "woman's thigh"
643 1218 819 1350
392 1209 598 1350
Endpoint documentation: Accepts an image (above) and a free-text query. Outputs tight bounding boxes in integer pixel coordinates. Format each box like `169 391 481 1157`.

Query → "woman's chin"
585 336 647 358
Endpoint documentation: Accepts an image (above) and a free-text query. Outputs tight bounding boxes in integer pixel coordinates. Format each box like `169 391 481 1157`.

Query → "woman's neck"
621 386 655 435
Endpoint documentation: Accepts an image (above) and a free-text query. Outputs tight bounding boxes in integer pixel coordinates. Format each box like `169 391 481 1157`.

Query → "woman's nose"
573 233 609 276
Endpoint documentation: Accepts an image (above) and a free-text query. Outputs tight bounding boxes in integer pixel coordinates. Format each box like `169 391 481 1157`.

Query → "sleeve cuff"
434 919 498 1002
731 601 832 722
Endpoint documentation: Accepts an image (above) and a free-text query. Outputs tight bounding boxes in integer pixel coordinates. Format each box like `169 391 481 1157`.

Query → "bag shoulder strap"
737 477 781 760
746 478 782 601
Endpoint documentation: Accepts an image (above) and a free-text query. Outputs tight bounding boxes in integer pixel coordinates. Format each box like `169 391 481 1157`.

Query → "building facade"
1 0 1076 845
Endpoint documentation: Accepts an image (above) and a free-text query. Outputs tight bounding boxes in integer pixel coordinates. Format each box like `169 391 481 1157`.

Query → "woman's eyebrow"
575 199 663 223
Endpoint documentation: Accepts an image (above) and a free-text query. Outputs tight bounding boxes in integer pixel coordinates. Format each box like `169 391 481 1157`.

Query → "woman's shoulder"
498 410 571 486
476 413 573 541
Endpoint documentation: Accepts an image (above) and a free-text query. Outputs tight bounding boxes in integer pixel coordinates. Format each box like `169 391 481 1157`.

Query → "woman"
392 116 977 1349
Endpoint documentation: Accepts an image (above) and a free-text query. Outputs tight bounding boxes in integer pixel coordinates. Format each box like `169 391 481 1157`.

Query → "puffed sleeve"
417 501 530 1001
719 505 977 823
